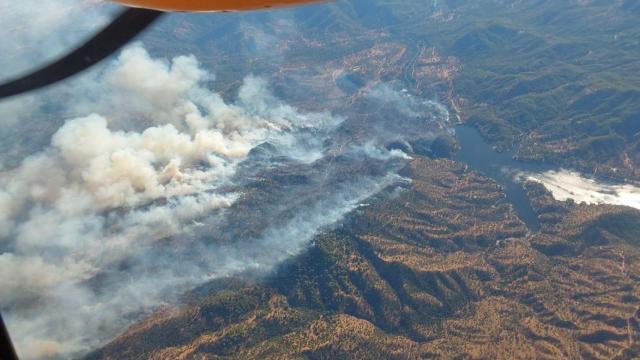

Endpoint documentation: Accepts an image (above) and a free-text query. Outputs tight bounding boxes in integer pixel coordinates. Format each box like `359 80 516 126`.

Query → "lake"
453 125 551 232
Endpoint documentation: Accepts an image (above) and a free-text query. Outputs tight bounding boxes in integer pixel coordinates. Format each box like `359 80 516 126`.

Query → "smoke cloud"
526 170 640 210
0 4 448 359
0 42 356 359
366 83 450 122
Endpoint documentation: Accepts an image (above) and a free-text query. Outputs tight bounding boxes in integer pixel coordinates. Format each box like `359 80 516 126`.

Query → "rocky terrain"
87 154 640 359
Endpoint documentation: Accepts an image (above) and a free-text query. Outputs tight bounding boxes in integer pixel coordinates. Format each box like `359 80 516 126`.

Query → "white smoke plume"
526 170 640 210
0 43 345 359
366 83 450 122
0 4 430 359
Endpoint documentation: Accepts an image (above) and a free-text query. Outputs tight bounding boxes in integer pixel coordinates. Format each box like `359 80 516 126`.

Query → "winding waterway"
453 125 640 232
453 125 551 232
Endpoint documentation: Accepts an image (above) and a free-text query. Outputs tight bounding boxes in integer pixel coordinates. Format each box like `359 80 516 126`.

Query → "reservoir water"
453 126 551 232
453 125 640 232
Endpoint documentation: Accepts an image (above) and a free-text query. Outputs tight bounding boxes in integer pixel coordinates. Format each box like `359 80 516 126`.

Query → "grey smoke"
366 83 450 123
0 41 416 359
0 42 348 358
0 4 451 359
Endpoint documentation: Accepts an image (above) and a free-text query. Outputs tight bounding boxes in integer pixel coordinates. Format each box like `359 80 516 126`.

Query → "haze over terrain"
0 0 639 359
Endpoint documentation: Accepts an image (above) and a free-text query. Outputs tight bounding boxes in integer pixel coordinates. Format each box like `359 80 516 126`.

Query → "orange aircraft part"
114 0 323 12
